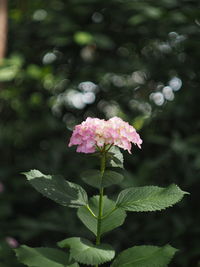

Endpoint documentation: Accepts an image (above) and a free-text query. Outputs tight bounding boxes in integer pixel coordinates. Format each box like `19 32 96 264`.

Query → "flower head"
68 117 142 153
0 182 4 193
5 237 19 248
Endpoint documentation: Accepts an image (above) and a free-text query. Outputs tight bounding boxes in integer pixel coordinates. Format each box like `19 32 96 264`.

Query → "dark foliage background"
0 0 199 266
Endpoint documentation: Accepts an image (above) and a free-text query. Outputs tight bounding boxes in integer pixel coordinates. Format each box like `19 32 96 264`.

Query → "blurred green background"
0 0 199 266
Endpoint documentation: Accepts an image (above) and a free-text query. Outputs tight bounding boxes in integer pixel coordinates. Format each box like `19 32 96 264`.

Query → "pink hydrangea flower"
0 182 4 193
68 117 142 153
5 237 19 248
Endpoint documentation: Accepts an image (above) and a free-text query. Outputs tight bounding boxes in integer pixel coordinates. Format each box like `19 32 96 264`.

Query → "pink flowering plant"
69 117 142 153
16 117 188 267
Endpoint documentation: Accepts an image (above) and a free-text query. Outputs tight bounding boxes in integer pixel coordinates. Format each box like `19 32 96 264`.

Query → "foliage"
116 184 188 212
111 245 177 267
80 170 124 188
77 195 126 235
15 142 186 266
58 237 115 265
0 241 21 267
15 245 77 267
23 170 88 208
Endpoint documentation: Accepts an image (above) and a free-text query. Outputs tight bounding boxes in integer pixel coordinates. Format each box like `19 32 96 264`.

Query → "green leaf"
77 195 126 235
22 170 88 208
80 169 124 189
67 263 79 267
93 34 114 49
107 146 124 168
0 241 19 266
111 244 178 267
15 245 79 267
74 31 93 45
0 55 23 81
116 184 189 212
58 237 115 266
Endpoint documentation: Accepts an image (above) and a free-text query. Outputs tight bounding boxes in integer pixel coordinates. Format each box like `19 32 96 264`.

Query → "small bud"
0 182 4 193
5 237 19 248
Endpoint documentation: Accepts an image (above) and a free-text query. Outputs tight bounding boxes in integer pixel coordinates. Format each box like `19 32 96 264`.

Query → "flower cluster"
5 237 19 248
0 182 4 193
68 117 142 153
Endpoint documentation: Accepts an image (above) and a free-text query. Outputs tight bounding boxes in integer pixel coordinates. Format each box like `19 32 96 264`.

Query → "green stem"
96 149 106 245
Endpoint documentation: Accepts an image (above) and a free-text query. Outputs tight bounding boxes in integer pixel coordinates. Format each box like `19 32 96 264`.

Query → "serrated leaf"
22 170 88 208
67 263 80 267
111 244 178 267
80 170 124 189
107 146 124 168
77 195 126 235
58 237 115 265
116 184 189 212
15 245 79 267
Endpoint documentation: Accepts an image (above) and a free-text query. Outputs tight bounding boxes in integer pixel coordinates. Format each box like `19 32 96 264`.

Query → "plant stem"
96 186 104 245
96 149 106 245
94 147 106 267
